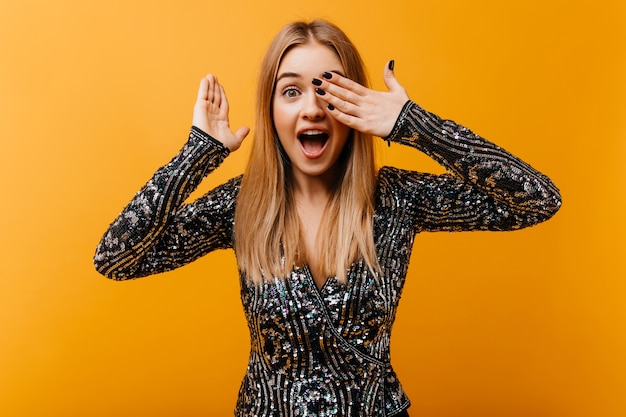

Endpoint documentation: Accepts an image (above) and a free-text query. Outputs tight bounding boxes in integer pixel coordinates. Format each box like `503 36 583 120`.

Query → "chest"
239 259 407 369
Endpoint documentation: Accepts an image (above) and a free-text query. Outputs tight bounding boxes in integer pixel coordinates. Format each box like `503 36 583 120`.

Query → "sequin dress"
94 101 561 416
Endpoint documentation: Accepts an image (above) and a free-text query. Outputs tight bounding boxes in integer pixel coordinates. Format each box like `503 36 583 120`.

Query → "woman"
94 20 561 417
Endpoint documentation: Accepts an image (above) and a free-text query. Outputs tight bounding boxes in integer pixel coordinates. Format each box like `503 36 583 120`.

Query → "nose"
301 89 325 120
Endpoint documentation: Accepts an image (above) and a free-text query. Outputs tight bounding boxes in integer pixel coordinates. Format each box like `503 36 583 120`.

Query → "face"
272 42 351 187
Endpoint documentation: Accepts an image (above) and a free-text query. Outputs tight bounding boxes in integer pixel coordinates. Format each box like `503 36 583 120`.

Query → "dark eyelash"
282 86 300 95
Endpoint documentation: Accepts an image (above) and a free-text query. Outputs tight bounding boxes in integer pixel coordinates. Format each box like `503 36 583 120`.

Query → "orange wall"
1 0 625 416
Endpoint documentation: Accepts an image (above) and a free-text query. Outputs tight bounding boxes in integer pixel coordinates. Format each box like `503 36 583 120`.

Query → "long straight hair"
234 20 379 285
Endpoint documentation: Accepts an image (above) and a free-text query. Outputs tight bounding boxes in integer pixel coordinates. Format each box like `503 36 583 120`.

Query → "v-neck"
303 264 333 294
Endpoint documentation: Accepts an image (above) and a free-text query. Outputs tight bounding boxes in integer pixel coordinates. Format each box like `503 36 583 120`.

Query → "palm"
192 74 249 151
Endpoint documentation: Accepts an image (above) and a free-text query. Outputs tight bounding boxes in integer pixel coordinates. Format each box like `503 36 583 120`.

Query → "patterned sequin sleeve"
93 126 239 280
382 100 561 232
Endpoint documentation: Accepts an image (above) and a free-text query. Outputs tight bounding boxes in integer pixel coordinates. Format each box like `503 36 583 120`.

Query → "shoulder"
227 174 243 187
197 175 243 210
219 175 243 200
209 174 243 193
376 166 423 209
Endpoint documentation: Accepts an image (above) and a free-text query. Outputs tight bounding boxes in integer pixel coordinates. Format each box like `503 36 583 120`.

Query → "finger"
319 92 362 118
234 126 250 142
212 77 222 109
320 84 362 107
226 126 250 152
313 71 377 110
218 84 228 115
383 60 404 93
321 71 368 96
314 81 364 111
197 77 209 101
206 74 216 104
326 106 363 131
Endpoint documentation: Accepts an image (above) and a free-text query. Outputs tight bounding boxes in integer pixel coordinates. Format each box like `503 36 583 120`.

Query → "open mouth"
298 130 329 157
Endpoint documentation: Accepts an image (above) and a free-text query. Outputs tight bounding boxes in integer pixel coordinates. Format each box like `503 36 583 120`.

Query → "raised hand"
311 61 409 138
192 74 250 152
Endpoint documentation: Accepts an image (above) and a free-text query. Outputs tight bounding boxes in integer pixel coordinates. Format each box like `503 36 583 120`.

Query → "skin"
272 42 352 196
192 42 409 287
272 42 352 285
192 74 250 152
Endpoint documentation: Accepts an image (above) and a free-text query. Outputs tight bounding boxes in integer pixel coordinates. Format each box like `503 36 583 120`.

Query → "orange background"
1 0 625 416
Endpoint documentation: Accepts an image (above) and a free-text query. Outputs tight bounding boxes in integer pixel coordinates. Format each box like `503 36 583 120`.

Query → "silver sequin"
94 102 561 416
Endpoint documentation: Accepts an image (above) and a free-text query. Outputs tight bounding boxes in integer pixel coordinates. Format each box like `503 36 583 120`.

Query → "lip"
297 126 330 159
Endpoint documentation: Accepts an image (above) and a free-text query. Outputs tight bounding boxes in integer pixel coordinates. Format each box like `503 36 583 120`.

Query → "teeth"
301 130 325 136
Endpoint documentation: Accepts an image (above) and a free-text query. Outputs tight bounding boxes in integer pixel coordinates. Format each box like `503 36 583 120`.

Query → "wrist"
191 126 230 153
383 100 414 142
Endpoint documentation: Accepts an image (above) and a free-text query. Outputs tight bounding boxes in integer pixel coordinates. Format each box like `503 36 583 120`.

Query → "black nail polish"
312 78 322 86
322 72 332 80
315 88 326 96
327 103 334 110
388 60 395 71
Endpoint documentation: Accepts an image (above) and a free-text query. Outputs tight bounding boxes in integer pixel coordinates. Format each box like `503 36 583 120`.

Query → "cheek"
271 102 291 137
336 124 352 146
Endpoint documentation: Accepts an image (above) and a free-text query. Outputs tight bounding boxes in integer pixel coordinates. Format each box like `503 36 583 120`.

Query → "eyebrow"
275 69 347 83
276 72 301 82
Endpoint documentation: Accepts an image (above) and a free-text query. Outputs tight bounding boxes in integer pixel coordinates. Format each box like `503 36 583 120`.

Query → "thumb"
383 60 403 92
226 126 250 152
234 126 250 143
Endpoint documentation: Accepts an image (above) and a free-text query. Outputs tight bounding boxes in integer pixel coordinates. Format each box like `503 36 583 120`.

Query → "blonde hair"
234 20 379 284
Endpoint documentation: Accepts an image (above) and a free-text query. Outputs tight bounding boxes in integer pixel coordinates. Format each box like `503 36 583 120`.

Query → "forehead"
276 42 344 75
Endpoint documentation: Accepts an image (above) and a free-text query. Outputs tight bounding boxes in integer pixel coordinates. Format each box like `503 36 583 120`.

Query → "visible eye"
281 86 301 98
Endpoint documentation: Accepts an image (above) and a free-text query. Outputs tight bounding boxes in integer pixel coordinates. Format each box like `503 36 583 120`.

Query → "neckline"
303 264 333 293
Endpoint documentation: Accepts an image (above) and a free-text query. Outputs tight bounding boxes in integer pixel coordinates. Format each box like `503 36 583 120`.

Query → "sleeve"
93 126 239 280
383 100 562 232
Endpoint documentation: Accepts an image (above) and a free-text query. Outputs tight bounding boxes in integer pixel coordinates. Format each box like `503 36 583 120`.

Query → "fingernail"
388 60 395 71
312 78 322 86
327 103 334 110
315 88 326 96
322 72 332 80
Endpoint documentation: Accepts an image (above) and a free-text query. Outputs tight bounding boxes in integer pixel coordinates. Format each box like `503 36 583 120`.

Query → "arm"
383 101 561 231
93 131 236 279
94 75 249 279
312 62 561 231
